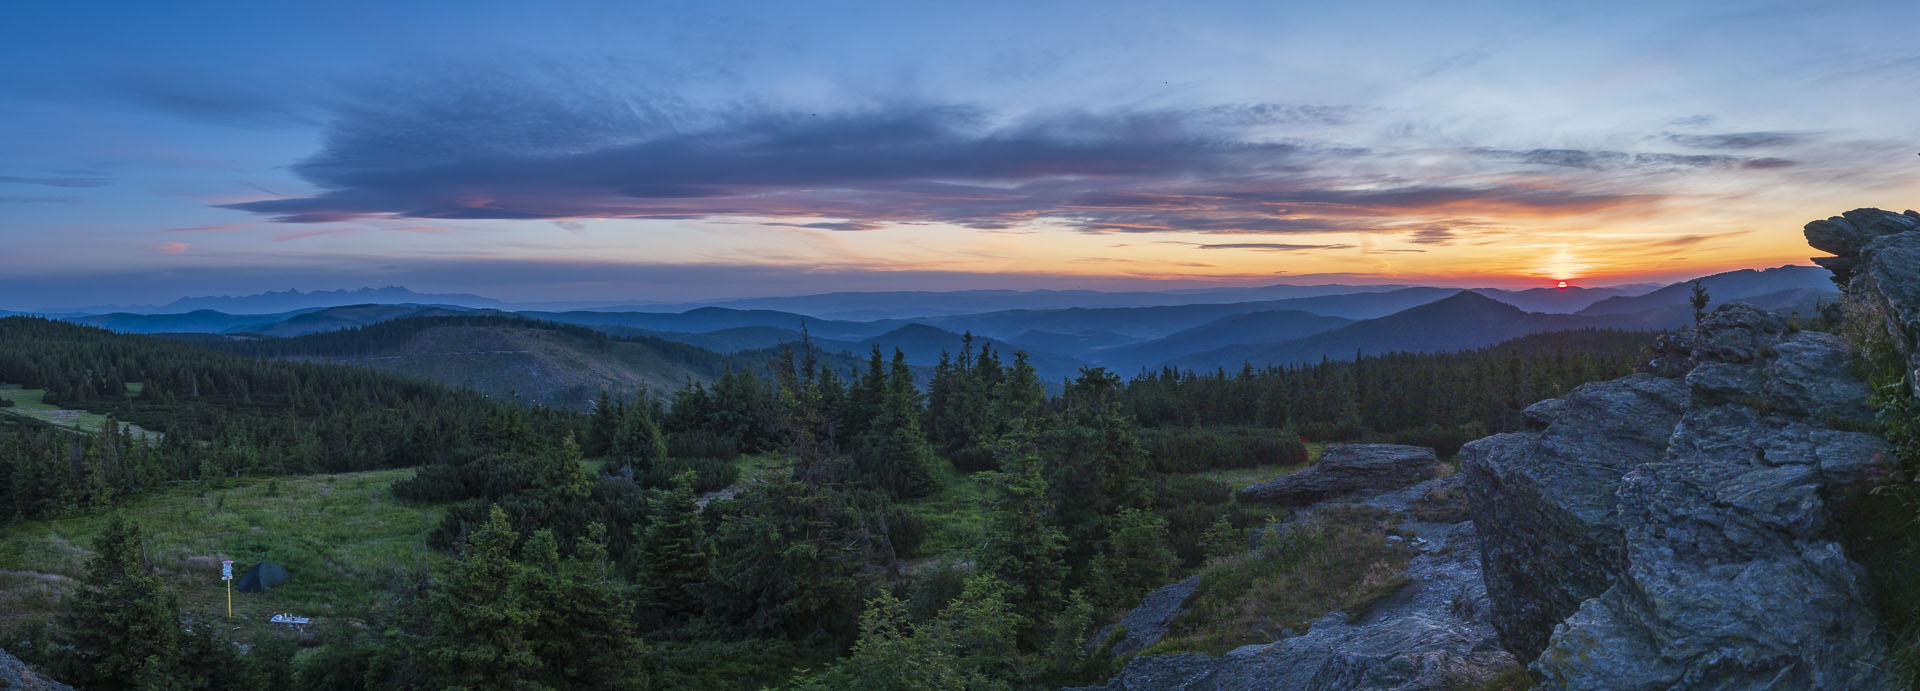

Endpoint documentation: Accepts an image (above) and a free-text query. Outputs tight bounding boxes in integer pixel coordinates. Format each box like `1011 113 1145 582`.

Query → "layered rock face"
1464 296 1894 686
1241 444 1441 506
1808 208 1920 395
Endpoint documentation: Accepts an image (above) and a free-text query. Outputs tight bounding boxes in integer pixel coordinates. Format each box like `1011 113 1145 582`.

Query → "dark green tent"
237 561 289 593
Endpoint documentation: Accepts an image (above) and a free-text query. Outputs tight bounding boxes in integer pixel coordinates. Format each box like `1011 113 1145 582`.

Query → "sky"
1 0 1916 309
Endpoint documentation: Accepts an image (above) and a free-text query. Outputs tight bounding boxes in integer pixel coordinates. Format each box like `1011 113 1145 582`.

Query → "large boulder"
1459 373 1690 660
1241 444 1440 506
1096 575 1203 656
0 648 72 691
1464 298 1894 688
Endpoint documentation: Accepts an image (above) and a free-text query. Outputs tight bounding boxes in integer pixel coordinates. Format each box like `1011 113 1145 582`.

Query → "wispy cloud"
1665 131 1813 150
0 174 110 188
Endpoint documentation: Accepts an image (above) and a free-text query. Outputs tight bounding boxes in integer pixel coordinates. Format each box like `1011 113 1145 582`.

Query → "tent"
236 561 290 593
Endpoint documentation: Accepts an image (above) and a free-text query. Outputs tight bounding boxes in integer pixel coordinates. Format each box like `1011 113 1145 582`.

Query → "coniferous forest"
0 316 1653 689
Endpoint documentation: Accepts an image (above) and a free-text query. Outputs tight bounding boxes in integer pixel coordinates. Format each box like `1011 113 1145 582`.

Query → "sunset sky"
2 0 1916 308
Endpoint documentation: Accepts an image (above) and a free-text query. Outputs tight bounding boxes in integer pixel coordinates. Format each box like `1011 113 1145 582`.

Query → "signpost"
221 560 233 617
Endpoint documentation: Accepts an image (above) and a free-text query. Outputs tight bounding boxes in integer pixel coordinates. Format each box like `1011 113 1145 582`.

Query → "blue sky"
2 0 1916 309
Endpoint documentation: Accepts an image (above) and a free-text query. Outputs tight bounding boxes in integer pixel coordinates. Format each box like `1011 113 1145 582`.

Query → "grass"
1190 443 1323 490
0 468 445 642
900 461 993 558
1145 511 1411 656
0 383 159 439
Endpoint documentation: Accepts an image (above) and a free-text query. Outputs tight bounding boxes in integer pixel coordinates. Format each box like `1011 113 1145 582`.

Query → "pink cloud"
156 241 189 254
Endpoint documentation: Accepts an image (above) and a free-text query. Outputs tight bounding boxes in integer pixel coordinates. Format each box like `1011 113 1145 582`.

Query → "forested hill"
195 314 878 410
0 315 582 518
0 311 1663 689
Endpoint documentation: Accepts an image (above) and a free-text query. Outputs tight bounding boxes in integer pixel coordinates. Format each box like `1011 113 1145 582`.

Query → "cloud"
1475 148 1783 172
1190 242 1356 251
0 174 110 188
215 69 1801 237
155 242 189 254
1406 226 1458 244
104 73 321 128
1665 131 1812 150
767 220 887 231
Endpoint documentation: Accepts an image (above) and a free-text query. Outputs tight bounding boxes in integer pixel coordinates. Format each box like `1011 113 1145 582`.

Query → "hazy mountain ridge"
38 266 1832 379
1575 265 1833 316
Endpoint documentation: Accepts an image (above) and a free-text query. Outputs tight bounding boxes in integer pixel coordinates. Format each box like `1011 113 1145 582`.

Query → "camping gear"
236 561 290 593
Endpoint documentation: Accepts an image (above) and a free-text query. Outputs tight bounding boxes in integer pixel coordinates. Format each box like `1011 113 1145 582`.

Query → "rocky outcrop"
1463 296 1894 687
1460 372 1690 660
1077 520 1516 690
1240 444 1440 506
1809 208 1920 396
1803 208 1920 286
1096 576 1202 656
0 648 72 691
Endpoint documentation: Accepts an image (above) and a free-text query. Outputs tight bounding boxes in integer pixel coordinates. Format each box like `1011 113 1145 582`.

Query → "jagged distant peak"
157 286 505 313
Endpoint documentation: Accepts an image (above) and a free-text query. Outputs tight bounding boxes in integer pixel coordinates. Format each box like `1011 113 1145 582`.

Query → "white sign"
221 560 233 581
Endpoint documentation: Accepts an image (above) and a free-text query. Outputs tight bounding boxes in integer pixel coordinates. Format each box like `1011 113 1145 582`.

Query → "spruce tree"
57 515 183 688
411 504 542 688
976 453 1066 617
636 470 714 622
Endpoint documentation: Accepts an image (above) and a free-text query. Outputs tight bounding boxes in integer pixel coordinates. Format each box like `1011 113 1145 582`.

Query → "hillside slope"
1575 265 1834 316
1170 291 1605 371
1095 310 1353 371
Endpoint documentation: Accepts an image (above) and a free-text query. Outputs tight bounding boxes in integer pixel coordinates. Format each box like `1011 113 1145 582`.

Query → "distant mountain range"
1574 265 1832 316
158 286 506 313
43 266 1838 386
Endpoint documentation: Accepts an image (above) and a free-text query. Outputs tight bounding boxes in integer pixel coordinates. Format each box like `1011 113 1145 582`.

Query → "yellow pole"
227 578 232 617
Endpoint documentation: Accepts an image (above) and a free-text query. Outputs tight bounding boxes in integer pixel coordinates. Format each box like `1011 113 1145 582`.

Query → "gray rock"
1241 444 1440 506
1531 403 1892 689
1691 303 1785 363
1858 232 1920 388
1763 331 1875 423
1465 275 1896 688
1520 398 1566 429
1804 208 1920 284
0 648 72 691
1096 575 1203 656
1684 361 1762 406
1082 522 1517 690
1460 373 1691 660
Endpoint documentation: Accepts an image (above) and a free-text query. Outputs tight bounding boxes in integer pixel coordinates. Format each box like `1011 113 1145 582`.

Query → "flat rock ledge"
1241 444 1441 507
1094 575 1204 657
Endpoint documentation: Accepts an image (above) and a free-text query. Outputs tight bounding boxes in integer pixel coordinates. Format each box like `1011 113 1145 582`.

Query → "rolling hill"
858 323 1087 381
1168 291 1612 371
1094 310 1353 371
1576 265 1834 316
202 316 849 410
523 306 889 341
914 287 1460 344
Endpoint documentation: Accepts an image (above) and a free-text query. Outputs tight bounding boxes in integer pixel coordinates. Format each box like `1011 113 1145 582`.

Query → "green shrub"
1138 426 1308 474
1153 519 1410 655
666 429 741 460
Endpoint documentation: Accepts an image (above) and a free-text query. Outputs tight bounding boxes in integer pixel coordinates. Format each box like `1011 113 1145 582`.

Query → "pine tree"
1087 508 1175 610
410 504 543 689
976 453 1066 617
635 470 714 622
56 515 184 688
610 392 667 477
